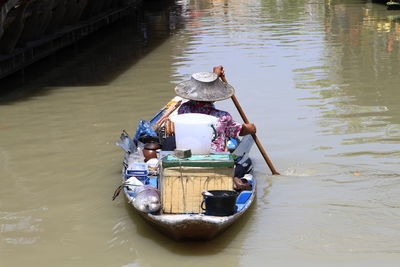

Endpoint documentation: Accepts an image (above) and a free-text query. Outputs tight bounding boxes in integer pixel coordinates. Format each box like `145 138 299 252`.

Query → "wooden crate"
161 166 234 214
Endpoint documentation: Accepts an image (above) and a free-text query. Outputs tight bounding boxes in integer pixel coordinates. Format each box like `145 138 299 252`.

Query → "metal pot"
143 142 160 162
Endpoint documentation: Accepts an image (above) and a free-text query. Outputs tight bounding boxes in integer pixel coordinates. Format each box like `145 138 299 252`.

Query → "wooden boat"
387 1 400 9
115 98 256 241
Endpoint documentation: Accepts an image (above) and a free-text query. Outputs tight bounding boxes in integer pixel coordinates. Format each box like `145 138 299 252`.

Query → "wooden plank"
161 166 234 214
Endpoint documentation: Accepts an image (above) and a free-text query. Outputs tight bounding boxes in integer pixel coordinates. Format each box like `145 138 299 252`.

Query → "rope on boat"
178 162 187 212
112 183 127 201
112 181 161 201
112 181 141 201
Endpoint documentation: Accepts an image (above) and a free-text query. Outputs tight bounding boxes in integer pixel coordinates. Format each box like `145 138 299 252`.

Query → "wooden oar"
220 75 280 175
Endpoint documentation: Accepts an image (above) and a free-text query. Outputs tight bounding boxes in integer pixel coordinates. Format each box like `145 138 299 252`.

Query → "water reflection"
292 1 400 163
0 207 45 247
106 201 255 267
0 0 183 103
2 0 400 265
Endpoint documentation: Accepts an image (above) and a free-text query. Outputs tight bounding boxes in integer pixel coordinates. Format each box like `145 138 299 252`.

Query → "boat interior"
115 97 256 218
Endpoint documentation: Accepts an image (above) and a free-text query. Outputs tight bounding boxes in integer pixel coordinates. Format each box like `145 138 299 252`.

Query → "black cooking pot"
138 135 160 144
201 190 238 216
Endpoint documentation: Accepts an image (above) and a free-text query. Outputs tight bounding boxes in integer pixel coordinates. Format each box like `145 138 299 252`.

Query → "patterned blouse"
178 100 242 151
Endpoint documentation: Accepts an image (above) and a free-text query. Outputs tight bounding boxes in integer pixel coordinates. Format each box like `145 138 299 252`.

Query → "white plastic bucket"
171 113 218 154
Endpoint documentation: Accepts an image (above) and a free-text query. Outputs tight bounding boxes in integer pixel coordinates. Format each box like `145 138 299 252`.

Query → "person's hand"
213 65 225 79
239 123 256 136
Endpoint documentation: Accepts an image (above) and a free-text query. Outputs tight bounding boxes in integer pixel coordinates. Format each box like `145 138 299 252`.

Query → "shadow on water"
370 0 388 5
0 0 184 104
293 1 400 148
124 199 257 255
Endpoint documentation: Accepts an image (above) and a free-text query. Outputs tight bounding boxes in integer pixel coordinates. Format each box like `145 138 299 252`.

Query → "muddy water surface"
1 0 400 266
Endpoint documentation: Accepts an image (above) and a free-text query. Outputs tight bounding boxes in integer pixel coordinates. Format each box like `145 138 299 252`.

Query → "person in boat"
175 65 256 152
174 66 255 190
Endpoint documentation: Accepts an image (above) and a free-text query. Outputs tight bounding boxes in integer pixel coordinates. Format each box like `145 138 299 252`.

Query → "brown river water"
1 0 400 266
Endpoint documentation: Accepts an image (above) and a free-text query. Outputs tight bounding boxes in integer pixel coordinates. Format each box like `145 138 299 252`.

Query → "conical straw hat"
175 72 235 101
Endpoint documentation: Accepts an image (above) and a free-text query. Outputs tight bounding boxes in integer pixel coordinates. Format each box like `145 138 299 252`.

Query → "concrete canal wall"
0 0 141 79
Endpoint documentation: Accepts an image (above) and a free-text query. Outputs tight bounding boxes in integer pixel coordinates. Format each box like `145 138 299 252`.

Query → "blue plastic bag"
133 110 164 142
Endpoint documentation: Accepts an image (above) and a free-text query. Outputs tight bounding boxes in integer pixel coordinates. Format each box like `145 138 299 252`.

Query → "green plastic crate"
161 154 234 168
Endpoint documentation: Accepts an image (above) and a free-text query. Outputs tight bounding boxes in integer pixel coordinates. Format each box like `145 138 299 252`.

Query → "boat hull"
387 1 400 9
139 213 237 241
134 184 256 241
117 106 257 241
